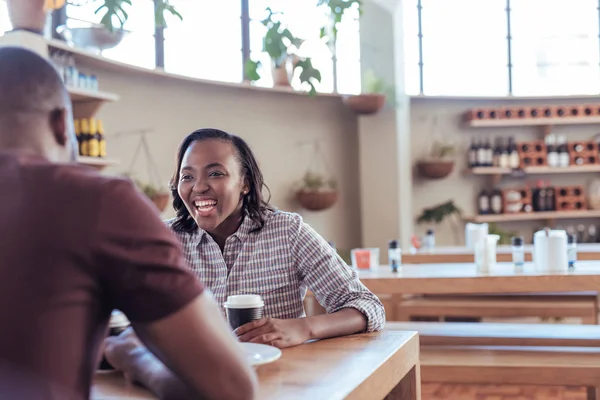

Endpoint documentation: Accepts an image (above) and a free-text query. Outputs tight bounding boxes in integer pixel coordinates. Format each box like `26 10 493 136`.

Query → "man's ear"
49 108 67 146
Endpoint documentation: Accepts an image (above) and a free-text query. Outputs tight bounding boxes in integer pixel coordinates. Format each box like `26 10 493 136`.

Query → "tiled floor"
422 384 587 400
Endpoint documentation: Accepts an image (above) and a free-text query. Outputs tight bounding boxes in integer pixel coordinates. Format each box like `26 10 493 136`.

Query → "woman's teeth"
194 200 217 211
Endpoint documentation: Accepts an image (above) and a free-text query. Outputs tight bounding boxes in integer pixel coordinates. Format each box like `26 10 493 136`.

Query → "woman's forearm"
305 308 367 341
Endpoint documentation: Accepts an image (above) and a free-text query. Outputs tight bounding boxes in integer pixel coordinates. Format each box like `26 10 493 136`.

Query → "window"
248 1 361 94
404 0 600 97
67 0 155 69
419 0 508 96
0 0 12 34
163 0 243 83
510 0 600 96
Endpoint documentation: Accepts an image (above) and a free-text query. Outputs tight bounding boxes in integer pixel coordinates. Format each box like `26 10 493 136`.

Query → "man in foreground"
0 46 257 399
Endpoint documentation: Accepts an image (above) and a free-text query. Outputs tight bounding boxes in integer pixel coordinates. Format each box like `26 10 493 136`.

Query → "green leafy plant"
298 171 337 192
244 59 262 82
363 69 395 102
73 0 182 32
318 0 362 54
249 7 321 95
429 139 457 159
488 222 516 245
416 200 463 244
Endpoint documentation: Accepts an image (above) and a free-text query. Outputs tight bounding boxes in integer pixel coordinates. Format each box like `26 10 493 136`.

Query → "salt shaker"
511 236 525 267
567 234 577 269
388 240 401 273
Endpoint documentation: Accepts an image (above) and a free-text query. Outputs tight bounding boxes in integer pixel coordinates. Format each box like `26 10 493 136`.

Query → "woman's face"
177 139 248 233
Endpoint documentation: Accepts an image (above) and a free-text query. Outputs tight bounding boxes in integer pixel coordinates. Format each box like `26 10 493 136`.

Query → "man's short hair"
0 46 68 114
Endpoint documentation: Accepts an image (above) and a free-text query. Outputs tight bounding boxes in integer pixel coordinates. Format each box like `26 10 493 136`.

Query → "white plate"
241 342 282 366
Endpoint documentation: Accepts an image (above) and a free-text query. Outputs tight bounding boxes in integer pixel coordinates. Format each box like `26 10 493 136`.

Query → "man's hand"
103 328 145 383
234 318 310 349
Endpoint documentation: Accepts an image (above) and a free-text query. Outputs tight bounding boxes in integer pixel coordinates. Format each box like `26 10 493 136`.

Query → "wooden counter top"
92 330 421 400
357 261 600 294
402 244 600 264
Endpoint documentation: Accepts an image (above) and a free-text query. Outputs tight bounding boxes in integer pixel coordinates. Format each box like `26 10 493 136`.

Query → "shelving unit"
467 165 600 176
467 116 600 128
77 156 119 170
466 210 600 223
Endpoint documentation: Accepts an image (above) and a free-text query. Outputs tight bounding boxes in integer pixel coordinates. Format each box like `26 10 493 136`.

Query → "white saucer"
241 342 282 366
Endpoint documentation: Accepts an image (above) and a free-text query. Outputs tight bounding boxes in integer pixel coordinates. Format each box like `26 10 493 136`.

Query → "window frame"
54 0 360 92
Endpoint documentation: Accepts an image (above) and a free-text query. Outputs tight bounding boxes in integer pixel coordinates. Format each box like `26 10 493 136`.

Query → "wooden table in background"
402 244 600 264
92 330 421 400
358 262 600 295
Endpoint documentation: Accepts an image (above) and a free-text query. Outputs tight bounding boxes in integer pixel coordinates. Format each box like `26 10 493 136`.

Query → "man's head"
0 46 77 163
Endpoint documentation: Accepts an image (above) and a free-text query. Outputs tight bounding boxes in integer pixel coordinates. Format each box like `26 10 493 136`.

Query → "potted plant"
416 138 457 179
317 0 362 92
121 173 170 212
343 69 393 115
246 8 322 96
416 200 463 244
295 171 338 211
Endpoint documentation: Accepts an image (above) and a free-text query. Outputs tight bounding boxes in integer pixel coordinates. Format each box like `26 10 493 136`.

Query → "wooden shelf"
467 116 600 128
467 165 600 175
466 210 600 223
78 156 119 170
67 87 119 103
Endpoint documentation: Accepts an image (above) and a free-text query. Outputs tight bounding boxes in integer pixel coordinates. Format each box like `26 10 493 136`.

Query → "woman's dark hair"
169 128 273 233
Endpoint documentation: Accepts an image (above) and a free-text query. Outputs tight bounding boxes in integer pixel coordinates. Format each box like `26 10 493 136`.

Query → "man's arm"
106 293 257 400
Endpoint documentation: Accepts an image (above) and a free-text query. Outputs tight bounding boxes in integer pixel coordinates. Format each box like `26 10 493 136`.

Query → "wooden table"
358 261 600 295
402 244 600 264
92 330 421 400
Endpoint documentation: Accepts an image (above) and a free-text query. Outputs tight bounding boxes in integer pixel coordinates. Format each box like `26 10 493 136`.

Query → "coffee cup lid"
224 294 264 309
109 310 130 328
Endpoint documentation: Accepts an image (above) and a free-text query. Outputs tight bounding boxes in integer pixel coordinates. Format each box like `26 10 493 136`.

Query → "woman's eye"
209 171 225 177
180 174 193 181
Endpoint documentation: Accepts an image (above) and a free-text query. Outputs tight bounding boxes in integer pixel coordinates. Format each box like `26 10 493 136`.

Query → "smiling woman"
166 128 385 348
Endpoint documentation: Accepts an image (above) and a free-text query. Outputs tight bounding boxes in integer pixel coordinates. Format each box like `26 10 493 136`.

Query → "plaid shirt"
166 209 385 332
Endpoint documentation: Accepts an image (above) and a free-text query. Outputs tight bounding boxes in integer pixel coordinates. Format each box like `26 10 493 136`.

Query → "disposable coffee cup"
224 295 264 331
98 310 130 371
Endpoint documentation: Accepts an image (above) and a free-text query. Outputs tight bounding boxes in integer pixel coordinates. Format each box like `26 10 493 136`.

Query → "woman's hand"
234 318 311 349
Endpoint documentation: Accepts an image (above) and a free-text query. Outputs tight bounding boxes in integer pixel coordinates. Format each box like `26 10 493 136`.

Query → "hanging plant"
343 69 395 115
294 140 338 211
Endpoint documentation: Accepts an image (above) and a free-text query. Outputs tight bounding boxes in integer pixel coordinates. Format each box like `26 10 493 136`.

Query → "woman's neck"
208 208 244 251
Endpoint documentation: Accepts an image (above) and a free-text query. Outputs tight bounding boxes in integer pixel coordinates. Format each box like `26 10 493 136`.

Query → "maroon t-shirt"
0 151 204 399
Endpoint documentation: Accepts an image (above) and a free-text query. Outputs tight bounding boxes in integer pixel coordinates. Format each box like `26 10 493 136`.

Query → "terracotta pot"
7 0 48 32
272 61 292 87
416 160 455 179
296 190 338 211
343 94 386 115
150 192 170 212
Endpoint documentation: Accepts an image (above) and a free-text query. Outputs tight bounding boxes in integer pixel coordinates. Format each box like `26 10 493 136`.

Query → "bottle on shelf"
567 234 577 269
490 188 503 214
499 138 509 168
478 189 491 215
423 229 435 252
507 137 520 169
476 138 486 167
484 138 493 167
98 119 107 158
88 118 100 158
532 180 547 212
74 119 82 157
468 138 477 168
546 134 558 167
79 118 90 157
557 135 569 167
492 138 502 167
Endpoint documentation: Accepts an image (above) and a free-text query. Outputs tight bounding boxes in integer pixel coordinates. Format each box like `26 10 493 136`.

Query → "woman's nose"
192 179 209 193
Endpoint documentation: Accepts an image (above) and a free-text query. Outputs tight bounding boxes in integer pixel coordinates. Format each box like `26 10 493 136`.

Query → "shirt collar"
193 212 256 244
